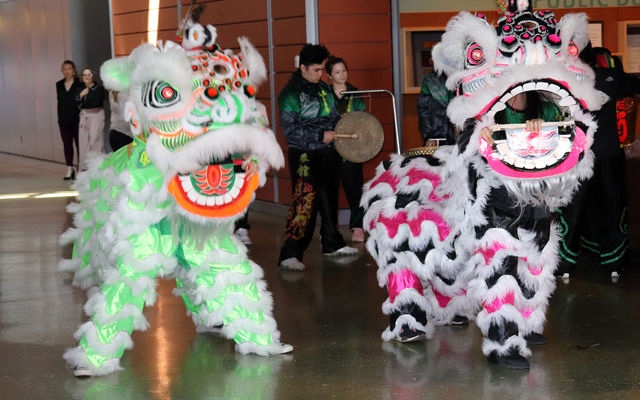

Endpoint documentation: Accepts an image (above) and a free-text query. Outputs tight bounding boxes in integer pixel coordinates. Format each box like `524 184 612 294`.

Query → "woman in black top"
77 67 106 171
56 60 83 179
326 56 367 242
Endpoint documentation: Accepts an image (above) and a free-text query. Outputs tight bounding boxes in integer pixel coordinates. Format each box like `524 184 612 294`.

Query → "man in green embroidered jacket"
277 44 356 271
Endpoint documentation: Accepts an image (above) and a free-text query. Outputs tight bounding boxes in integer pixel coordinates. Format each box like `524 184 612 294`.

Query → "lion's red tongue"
167 164 259 218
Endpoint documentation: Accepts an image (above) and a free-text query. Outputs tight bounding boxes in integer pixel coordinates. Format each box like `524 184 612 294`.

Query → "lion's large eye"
567 41 579 59
142 81 180 108
466 43 485 67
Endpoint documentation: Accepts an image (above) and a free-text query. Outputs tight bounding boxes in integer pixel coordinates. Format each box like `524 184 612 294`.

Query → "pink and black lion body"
362 5 607 364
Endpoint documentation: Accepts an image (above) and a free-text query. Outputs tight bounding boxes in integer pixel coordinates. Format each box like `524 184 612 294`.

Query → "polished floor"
1 152 640 400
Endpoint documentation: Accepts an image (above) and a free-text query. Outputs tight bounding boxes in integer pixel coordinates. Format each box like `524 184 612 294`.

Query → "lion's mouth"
167 160 259 218
480 79 588 178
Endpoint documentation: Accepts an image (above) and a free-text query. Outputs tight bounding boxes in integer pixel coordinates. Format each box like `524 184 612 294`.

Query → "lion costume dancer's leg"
60 150 179 376
470 182 559 368
61 147 288 376
174 220 285 356
362 151 477 342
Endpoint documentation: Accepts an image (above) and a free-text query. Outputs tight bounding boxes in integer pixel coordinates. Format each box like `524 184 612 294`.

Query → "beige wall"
0 0 72 161
0 0 111 162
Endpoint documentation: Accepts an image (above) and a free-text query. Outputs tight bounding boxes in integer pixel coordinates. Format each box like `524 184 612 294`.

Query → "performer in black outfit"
326 56 366 242
56 60 83 180
556 45 640 282
277 45 357 271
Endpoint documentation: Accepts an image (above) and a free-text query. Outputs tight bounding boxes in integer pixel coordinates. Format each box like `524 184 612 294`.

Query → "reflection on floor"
1 152 639 399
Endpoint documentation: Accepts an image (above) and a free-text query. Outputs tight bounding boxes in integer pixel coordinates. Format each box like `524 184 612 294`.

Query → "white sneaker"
561 273 570 283
72 365 93 378
235 228 251 245
324 246 358 256
279 343 294 354
279 257 305 271
611 271 620 283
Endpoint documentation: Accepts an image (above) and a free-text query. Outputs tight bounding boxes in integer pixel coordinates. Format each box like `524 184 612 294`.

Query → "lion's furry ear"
432 12 498 80
557 13 590 53
238 37 267 87
100 57 133 92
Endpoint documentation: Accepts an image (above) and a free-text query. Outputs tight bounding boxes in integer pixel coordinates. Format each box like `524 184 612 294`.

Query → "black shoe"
394 324 426 343
450 315 469 326
487 347 530 369
524 332 547 345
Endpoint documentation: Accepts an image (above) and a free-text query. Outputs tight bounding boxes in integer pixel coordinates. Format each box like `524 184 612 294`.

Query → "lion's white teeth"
536 82 549 90
546 84 560 93
514 158 525 168
534 158 547 169
559 96 576 106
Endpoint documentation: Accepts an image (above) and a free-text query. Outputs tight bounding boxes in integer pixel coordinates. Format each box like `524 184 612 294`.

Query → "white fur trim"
235 341 288 356
482 334 531 357
381 314 433 342
146 124 284 175
63 346 122 376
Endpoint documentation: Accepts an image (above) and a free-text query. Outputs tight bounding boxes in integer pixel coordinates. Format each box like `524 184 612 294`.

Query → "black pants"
340 159 364 229
59 123 79 166
279 148 346 262
557 152 629 274
109 130 133 152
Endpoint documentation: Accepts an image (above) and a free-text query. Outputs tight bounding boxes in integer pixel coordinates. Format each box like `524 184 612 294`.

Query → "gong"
334 111 384 163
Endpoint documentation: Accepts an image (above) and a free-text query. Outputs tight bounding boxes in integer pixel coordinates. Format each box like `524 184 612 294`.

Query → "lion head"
101 21 283 220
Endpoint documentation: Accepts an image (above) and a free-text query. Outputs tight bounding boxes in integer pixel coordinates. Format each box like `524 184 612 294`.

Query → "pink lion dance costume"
362 1 607 368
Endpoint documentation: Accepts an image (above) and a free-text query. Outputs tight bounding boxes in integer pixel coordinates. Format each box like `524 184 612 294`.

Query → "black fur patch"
396 239 432 263
395 192 420 209
366 194 382 209
401 155 442 168
468 166 479 200
435 273 455 286
485 256 518 289
488 320 519 344
389 301 428 330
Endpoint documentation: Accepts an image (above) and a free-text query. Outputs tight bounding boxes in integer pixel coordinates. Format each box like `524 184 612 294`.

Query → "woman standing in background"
326 56 366 242
56 60 83 180
108 91 133 152
77 67 106 171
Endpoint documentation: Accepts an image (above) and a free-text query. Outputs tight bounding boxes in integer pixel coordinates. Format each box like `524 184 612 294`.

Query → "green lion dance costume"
59 17 292 377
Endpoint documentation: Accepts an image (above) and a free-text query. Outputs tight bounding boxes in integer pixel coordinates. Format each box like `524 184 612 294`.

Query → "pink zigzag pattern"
371 209 451 241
